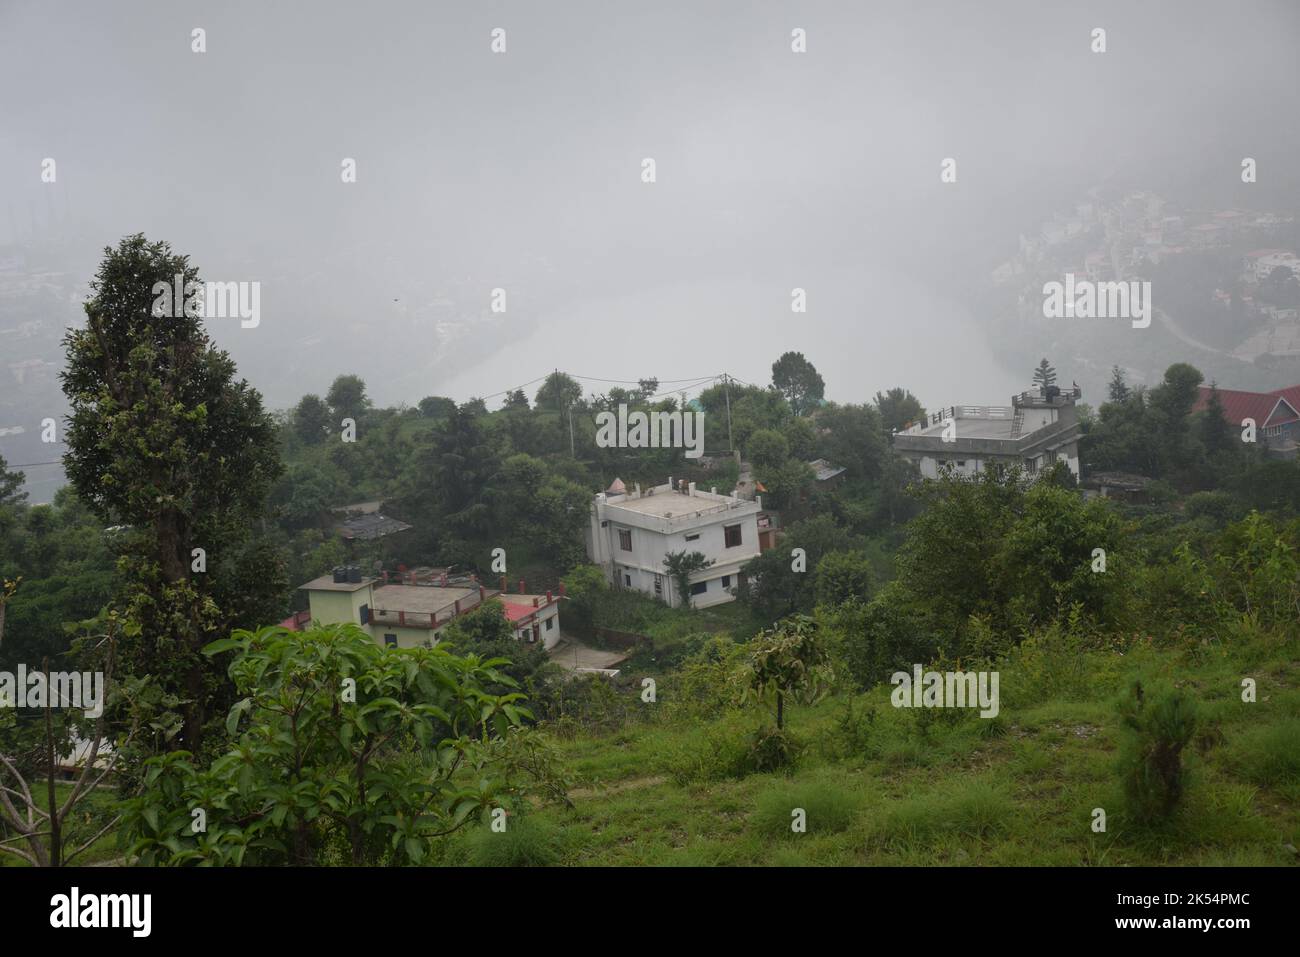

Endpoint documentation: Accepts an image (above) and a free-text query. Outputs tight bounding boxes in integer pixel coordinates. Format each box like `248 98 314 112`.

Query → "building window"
722 575 731 589
685 532 700 542
653 574 662 597
690 581 708 596
359 604 370 625
624 573 632 587
383 633 397 648
545 618 554 630
956 460 966 468
724 524 742 548
618 528 632 551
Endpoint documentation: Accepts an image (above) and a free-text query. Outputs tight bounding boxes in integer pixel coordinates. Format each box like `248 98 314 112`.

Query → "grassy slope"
461 629 1300 866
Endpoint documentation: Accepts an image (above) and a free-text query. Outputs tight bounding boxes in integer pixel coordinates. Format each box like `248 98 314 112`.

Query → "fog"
2 0 1299 414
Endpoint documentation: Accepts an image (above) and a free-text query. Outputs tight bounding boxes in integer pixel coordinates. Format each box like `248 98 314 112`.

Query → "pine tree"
1107 365 1130 403
1032 358 1057 393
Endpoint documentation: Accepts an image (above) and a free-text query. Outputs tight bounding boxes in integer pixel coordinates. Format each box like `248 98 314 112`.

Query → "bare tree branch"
63 814 122 866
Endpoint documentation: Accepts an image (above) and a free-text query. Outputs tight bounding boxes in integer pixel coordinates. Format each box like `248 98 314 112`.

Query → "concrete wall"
910 440 1080 481
307 585 375 629
369 623 442 649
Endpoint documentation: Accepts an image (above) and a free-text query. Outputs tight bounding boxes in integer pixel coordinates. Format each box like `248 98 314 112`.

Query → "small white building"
585 478 760 609
499 593 563 649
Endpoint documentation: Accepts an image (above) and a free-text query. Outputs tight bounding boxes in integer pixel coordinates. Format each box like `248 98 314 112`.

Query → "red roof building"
1194 384 1300 457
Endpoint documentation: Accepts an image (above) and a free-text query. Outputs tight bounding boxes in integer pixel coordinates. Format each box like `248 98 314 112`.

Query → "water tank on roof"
332 566 346 584
347 565 362 584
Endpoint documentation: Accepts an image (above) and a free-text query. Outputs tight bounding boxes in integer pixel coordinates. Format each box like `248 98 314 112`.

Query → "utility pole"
722 372 734 453
568 407 575 457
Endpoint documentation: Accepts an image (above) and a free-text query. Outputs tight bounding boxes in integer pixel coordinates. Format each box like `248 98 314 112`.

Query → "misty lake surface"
431 269 1023 410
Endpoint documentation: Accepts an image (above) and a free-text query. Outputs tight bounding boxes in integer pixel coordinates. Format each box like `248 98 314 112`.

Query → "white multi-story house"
892 387 1083 481
585 478 760 609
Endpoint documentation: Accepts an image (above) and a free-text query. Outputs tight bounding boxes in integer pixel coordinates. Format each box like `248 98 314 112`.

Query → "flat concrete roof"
370 583 479 614
606 491 744 519
911 418 1018 441
300 574 374 593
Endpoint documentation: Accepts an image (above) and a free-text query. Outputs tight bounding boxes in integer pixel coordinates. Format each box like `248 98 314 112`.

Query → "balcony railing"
1013 386 1081 408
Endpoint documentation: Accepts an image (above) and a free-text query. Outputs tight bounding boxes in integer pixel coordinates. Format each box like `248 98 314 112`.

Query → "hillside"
484 634 1298 867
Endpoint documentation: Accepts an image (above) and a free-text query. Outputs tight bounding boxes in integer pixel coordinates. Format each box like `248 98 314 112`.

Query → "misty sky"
2 0 1299 410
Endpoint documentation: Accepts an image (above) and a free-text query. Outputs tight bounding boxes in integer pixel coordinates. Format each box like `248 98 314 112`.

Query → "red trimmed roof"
502 603 536 622
1194 385 1300 427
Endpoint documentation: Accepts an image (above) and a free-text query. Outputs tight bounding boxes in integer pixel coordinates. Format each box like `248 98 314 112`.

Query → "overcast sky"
2 0 1298 409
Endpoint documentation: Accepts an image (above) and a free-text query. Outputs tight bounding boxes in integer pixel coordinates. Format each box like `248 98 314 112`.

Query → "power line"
640 376 720 402
473 374 551 403
476 370 724 405
567 372 719 385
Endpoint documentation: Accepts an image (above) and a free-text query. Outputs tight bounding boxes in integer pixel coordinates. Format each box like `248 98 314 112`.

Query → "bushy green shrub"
1184 490 1243 525
753 782 860 837
535 672 632 734
822 585 936 691
744 725 801 774
831 695 879 759
661 635 746 720
463 816 564 867
1213 511 1300 631
1116 680 1198 823
659 722 753 785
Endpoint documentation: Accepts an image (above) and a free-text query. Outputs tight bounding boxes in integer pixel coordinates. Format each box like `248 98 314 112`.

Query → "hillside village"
982 189 1300 403
0 219 1297 879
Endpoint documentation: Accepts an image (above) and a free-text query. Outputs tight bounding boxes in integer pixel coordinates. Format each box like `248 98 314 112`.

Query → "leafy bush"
814 550 876 607
744 725 801 774
535 672 633 733
820 586 935 691
661 636 746 720
119 624 536 866
1184 490 1243 525
1214 511 1300 630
